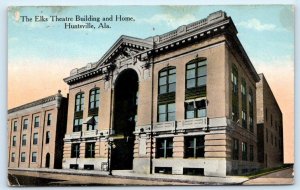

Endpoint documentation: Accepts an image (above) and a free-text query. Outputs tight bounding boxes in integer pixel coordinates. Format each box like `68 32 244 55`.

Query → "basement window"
154 167 172 174
183 168 204 176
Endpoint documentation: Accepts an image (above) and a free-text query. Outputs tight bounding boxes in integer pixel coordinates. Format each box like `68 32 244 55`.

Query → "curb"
8 168 245 185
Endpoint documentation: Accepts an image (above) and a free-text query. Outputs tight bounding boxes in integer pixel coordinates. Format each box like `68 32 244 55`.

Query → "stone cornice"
63 10 259 85
8 92 66 114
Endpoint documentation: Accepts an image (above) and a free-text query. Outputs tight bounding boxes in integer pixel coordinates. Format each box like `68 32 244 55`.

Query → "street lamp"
106 134 123 176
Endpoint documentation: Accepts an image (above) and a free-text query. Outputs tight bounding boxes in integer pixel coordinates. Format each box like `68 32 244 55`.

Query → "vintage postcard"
7 5 294 186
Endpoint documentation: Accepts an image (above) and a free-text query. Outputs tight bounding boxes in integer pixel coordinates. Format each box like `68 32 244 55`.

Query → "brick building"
7 91 68 169
62 11 264 176
256 74 284 168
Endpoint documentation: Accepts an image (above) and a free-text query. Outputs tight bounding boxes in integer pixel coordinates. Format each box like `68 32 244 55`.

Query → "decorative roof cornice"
64 10 259 85
8 92 64 114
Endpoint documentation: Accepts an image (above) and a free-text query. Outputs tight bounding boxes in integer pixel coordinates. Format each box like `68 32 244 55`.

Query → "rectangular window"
21 152 26 162
242 110 247 129
11 153 15 162
87 116 98 131
231 65 239 122
47 113 52 126
242 142 247 161
185 100 206 119
266 128 269 143
71 143 80 158
23 119 28 130
33 133 38 145
73 118 83 132
156 138 173 158
13 121 17 132
232 138 239 160
249 89 254 133
184 136 205 158
241 79 247 129
85 142 95 158
22 134 26 146
12 136 16 146
34 116 40 128
250 145 254 161
46 131 50 144
32 152 37 162
158 103 175 122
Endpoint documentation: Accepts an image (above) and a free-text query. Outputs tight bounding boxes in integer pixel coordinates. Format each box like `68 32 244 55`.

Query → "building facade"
62 11 262 176
7 91 68 169
256 74 284 168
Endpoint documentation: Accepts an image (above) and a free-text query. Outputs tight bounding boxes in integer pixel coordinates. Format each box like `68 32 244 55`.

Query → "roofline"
8 92 66 114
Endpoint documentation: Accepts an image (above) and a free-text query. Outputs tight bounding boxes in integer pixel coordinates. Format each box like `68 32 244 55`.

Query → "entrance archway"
111 69 138 170
45 153 50 168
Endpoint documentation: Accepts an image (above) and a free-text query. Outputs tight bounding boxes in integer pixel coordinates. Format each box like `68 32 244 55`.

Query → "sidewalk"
8 168 248 185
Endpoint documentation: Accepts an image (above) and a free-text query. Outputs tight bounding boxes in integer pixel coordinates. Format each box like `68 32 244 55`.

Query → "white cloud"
238 18 276 31
138 13 197 28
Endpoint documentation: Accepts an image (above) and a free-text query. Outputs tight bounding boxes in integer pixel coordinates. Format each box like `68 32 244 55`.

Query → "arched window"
158 67 176 95
186 59 207 89
75 92 84 112
89 88 100 110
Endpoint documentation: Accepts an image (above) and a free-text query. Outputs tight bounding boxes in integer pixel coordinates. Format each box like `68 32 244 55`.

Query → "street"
243 167 294 185
8 170 194 186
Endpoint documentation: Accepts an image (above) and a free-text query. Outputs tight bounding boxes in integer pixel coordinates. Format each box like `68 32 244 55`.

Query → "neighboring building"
62 11 262 176
7 91 68 169
256 74 284 168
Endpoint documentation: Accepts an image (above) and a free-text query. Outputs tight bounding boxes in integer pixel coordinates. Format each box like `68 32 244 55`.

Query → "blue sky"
8 5 294 66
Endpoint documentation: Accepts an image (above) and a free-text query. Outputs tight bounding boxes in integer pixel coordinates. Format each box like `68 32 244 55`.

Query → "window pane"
159 86 167 94
168 103 175 112
187 79 196 88
197 108 206 117
160 71 167 76
168 112 176 121
187 69 195 79
159 114 166 122
159 105 166 114
168 83 176 92
96 101 99 108
169 68 176 74
197 76 206 86
159 76 167 85
198 60 207 66
186 110 194 119
168 74 176 83
90 102 94 109
197 66 206 76
187 63 196 69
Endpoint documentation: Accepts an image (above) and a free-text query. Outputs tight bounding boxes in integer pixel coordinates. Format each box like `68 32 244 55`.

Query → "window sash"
186 61 207 89
159 68 176 94
71 144 80 158
185 136 205 158
156 138 173 158
85 143 95 158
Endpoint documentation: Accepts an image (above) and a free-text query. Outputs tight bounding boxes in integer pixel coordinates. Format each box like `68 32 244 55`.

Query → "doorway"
111 69 138 170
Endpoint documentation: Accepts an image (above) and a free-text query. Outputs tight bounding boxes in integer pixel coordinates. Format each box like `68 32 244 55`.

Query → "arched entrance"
111 69 138 170
45 153 50 168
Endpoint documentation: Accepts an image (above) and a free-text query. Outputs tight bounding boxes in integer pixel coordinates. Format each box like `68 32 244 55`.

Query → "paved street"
9 167 293 186
243 167 294 185
8 168 246 186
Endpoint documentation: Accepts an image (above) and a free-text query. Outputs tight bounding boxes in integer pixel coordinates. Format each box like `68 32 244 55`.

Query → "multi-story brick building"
62 11 263 176
7 91 68 169
256 74 284 168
